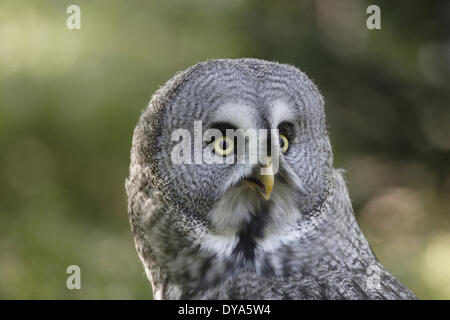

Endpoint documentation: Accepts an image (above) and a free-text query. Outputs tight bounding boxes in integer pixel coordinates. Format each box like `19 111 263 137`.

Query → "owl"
125 58 416 299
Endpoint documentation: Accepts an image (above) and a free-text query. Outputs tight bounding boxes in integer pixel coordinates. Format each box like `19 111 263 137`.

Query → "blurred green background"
0 0 449 299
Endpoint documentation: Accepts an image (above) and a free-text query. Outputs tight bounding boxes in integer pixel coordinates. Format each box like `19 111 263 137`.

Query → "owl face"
138 59 333 233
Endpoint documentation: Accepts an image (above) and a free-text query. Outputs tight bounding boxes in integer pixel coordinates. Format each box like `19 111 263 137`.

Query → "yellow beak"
258 158 274 200
244 157 274 201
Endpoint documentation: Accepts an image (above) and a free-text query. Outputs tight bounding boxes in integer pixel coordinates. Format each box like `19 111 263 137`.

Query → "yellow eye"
214 136 234 156
279 134 289 153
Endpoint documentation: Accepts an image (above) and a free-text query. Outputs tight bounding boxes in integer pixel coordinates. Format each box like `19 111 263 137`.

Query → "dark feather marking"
352 279 369 299
231 203 271 265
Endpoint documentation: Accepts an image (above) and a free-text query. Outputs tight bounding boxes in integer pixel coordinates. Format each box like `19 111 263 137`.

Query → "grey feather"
125 58 417 300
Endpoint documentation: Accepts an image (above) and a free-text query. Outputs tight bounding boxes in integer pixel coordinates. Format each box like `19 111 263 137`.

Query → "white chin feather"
207 177 301 239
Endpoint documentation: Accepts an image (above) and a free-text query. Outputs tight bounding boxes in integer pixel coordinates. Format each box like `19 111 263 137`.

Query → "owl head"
128 58 333 235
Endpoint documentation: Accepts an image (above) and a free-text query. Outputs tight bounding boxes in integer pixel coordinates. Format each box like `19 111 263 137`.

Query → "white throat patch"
204 180 301 257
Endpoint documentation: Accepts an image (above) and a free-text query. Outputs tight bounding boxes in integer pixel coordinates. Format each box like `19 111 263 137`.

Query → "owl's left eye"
279 134 289 153
214 136 234 156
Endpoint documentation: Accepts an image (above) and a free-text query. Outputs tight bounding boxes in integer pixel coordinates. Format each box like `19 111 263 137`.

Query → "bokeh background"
1 0 449 299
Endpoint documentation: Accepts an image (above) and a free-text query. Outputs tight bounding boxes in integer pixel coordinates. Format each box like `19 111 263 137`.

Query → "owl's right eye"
214 136 234 156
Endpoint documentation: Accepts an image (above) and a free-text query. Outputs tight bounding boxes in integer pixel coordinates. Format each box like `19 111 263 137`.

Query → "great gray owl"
125 58 416 299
